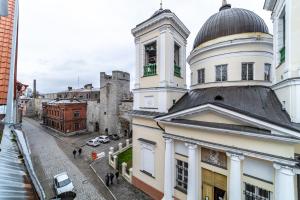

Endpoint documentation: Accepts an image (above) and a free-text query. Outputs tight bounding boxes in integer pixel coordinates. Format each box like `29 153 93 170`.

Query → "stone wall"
87 101 101 132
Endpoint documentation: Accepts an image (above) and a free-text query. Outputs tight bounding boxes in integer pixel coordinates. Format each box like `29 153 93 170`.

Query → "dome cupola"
193 0 269 49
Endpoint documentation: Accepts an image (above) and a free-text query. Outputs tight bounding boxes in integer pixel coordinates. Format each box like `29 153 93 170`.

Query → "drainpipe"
5 0 19 125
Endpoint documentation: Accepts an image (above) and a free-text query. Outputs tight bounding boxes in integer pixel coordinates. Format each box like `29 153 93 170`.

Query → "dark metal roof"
167 86 300 132
136 8 173 27
193 5 269 49
129 110 165 118
0 125 38 199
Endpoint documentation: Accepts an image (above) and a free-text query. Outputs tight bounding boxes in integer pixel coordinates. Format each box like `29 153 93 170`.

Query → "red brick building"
42 99 87 134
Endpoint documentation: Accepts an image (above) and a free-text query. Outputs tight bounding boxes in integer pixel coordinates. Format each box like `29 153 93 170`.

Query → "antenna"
77 75 79 89
160 0 163 10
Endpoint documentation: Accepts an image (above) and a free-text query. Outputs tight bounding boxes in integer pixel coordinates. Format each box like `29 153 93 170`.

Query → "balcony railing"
280 47 285 64
144 63 157 77
174 64 181 77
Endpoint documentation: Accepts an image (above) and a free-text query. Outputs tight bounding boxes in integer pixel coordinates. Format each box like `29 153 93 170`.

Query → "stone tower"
99 71 130 135
131 8 190 113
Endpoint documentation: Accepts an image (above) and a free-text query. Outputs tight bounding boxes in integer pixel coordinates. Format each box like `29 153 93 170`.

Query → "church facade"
130 2 300 200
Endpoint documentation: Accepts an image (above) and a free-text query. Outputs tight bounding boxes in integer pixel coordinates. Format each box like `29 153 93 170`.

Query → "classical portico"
161 134 298 200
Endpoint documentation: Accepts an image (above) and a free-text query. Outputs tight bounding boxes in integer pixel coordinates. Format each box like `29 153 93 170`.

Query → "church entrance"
202 168 227 200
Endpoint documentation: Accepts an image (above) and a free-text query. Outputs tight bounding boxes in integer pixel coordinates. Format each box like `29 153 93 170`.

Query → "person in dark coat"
115 170 119 184
72 149 76 159
109 172 114 184
78 148 82 156
105 173 110 187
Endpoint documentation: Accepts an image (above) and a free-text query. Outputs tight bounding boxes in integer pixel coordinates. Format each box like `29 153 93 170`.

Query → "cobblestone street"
22 118 111 200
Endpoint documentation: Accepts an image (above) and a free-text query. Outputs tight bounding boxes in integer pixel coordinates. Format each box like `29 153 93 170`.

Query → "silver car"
97 135 110 143
53 172 74 196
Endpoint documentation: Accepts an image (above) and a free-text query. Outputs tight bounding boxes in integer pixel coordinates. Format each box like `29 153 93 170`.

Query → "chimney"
33 79 37 98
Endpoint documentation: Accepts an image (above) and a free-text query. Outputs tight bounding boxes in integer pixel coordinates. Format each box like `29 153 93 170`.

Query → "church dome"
193 2 269 49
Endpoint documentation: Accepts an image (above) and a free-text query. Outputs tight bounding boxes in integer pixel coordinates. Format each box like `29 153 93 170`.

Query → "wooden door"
202 183 213 200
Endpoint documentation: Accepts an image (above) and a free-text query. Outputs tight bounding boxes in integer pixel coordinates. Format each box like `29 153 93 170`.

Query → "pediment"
157 104 300 142
181 110 250 127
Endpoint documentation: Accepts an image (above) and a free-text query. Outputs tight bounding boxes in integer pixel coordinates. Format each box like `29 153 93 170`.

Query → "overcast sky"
17 0 272 93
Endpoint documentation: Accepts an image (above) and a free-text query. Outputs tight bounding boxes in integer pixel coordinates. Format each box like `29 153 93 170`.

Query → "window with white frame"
241 63 254 80
244 183 271 200
264 63 271 81
176 159 188 192
140 143 155 176
216 65 227 82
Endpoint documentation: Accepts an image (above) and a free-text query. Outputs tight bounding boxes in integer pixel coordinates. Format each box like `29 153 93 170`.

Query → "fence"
108 139 133 183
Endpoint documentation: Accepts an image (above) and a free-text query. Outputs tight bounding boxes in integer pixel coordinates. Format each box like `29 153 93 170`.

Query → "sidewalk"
91 157 152 200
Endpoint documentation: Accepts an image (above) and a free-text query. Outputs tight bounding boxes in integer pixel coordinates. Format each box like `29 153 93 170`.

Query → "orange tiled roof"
0 0 17 105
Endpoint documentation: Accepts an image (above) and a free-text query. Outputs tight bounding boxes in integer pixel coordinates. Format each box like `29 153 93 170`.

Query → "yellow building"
131 1 300 200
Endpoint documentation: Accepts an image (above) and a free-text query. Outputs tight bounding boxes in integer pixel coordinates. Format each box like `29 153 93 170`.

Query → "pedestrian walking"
105 173 110 187
78 148 82 157
115 170 119 184
109 172 114 184
72 149 76 159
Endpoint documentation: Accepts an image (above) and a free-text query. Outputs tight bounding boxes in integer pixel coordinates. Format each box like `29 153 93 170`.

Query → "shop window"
244 183 271 200
264 63 271 81
176 159 188 192
242 63 254 80
144 42 157 77
216 65 227 82
198 68 205 84
174 43 181 77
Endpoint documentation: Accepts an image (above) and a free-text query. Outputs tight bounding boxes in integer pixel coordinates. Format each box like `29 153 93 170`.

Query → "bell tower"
131 8 190 113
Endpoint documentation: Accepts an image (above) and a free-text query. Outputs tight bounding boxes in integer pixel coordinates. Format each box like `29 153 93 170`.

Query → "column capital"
185 143 197 150
226 152 244 161
164 138 173 143
273 163 295 176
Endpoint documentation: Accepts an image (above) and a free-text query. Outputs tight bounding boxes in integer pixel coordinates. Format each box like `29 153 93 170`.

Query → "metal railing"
280 46 285 64
174 64 181 77
143 63 157 77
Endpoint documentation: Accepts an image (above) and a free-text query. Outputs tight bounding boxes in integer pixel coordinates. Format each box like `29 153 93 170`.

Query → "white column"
159 28 167 87
274 164 295 200
163 138 174 200
186 143 198 200
227 153 244 200
134 37 141 89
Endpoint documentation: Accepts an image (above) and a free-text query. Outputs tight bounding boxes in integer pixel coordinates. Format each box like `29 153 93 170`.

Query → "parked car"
110 134 120 141
53 172 74 196
86 139 101 147
97 135 110 143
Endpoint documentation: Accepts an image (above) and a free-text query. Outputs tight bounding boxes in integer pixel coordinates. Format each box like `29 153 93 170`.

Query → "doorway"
202 168 227 200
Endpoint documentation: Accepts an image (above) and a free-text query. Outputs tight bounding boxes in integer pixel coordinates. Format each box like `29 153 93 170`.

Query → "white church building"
130 1 300 200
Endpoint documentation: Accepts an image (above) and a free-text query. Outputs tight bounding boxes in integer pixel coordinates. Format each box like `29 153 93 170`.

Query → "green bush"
117 147 132 171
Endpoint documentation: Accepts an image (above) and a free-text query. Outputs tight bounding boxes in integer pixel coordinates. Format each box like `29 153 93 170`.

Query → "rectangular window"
197 69 205 84
176 160 188 192
264 63 271 81
174 43 181 77
140 143 155 176
216 65 227 81
242 63 254 80
144 42 157 77
244 183 271 200
73 111 80 118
